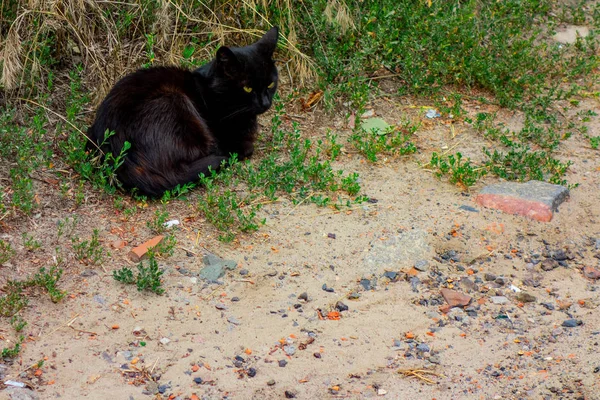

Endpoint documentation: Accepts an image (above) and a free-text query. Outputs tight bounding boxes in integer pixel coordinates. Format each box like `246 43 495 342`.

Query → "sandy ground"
1 45 600 400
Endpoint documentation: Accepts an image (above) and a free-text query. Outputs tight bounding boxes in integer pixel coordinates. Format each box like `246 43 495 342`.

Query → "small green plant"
26 266 67 303
113 253 164 295
72 229 108 265
429 152 486 188
57 216 78 241
351 121 418 162
22 233 42 251
10 315 27 332
0 240 15 264
1 336 23 359
0 282 28 317
589 136 600 150
147 208 170 234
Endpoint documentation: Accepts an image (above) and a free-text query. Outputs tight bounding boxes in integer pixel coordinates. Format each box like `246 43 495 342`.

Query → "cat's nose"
259 94 271 112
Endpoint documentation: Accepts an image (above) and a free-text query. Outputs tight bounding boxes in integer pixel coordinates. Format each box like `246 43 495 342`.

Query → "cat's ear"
255 26 279 57
215 46 241 75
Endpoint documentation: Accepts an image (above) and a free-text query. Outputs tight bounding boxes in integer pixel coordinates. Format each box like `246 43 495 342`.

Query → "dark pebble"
285 390 297 398
267 379 276 386
231 296 240 302
239 269 249 276
562 319 583 328
293 303 302 309
158 385 168 394
367 198 378 203
313 352 321 359
278 360 288 367
322 284 335 293
194 377 203 384
348 292 361 300
247 367 257 377
235 355 245 362
360 279 372 291
459 205 478 212
298 292 308 301
541 302 555 310
594 366 599 374
384 271 399 281
327 233 336 239
335 301 349 312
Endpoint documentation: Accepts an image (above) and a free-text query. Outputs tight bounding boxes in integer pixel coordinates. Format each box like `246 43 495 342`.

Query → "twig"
178 246 197 256
397 368 444 384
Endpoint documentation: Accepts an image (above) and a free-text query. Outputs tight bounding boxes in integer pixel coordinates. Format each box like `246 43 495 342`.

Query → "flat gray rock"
198 254 237 282
363 229 433 275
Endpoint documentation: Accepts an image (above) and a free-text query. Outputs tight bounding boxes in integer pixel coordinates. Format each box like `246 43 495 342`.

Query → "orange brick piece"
128 235 164 262
475 181 569 222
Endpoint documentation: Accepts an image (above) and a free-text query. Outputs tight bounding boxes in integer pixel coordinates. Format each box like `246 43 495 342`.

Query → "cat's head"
204 26 279 116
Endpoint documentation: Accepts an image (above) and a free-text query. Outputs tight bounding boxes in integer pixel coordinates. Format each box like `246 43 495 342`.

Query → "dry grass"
0 0 328 103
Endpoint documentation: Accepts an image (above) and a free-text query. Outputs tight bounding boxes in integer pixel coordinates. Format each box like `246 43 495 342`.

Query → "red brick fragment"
440 288 472 308
128 235 164 262
475 194 553 222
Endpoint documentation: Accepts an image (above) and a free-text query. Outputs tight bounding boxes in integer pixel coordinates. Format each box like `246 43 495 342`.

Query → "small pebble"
227 316 241 325
247 367 257 377
322 284 335 293
215 303 228 310
278 359 288 367
541 302 555 310
267 379 276 386
239 269 249 276
383 271 399 281
193 377 203 384
348 292 361 300
335 301 349 312
414 260 429 272
490 296 509 305
298 292 308 301
516 292 536 303
284 345 296 356
327 233 336 239
416 343 430 352
484 273 497 282
313 352 321 359
562 319 582 328
231 296 240 302
285 390 297 398
360 279 372 290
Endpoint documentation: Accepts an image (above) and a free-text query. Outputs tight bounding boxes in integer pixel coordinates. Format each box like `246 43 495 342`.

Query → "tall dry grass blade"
1 26 23 90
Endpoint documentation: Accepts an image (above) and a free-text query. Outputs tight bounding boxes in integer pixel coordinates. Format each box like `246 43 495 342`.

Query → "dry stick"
398 368 444 384
18 98 104 154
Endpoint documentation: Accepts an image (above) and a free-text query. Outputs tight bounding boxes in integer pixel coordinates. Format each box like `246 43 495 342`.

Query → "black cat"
86 27 279 197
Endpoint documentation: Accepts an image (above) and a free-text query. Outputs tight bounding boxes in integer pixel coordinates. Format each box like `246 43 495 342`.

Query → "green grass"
72 229 109 265
113 253 165 295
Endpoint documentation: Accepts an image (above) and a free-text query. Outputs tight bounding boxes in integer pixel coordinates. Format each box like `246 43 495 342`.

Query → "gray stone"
227 316 241 325
363 230 433 275
562 319 582 328
490 296 509 305
414 260 429 272
198 257 237 282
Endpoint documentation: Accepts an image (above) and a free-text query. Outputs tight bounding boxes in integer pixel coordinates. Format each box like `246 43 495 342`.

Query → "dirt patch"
1 89 600 399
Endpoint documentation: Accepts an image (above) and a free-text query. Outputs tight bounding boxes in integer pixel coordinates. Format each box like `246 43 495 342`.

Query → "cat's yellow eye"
243 86 253 93
267 82 275 89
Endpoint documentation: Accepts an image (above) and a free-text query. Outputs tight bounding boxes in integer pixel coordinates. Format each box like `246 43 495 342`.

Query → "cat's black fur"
86 27 279 197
